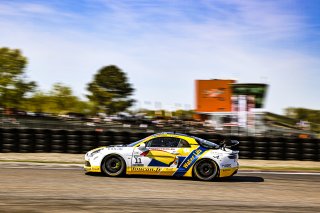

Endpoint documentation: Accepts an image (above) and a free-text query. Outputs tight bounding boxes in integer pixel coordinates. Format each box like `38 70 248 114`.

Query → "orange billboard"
195 79 235 113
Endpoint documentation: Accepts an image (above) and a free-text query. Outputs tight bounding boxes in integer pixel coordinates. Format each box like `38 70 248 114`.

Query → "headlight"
88 147 104 157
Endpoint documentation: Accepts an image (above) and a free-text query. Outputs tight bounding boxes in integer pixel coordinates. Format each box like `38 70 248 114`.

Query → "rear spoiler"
219 139 239 150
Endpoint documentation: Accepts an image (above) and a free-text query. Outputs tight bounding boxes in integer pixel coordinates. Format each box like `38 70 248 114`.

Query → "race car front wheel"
101 155 126 177
193 159 218 181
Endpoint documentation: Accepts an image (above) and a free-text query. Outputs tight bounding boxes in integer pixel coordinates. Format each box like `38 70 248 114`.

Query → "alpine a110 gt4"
84 132 239 181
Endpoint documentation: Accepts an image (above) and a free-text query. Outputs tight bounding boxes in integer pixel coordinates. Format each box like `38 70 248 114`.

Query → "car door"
130 136 193 175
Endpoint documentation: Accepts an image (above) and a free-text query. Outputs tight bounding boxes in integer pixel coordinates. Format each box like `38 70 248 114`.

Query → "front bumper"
84 160 101 172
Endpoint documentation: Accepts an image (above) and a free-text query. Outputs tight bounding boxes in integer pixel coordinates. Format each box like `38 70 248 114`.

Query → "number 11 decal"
134 157 142 164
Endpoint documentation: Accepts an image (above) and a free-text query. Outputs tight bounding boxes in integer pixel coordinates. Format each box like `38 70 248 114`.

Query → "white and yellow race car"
84 132 239 181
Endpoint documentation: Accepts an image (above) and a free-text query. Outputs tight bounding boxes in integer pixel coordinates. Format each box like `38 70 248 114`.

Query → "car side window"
146 137 181 148
165 138 180 147
146 138 165 147
177 139 190 148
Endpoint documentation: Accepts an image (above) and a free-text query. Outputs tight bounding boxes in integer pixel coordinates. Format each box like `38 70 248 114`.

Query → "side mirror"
138 143 147 150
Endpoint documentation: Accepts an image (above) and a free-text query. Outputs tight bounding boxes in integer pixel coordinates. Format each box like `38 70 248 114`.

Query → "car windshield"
193 136 219 149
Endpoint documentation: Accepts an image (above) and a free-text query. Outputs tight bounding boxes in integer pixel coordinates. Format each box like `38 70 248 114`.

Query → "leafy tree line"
285 107 320 123
0 47 134 115
21 83 94 114
285 107 320 132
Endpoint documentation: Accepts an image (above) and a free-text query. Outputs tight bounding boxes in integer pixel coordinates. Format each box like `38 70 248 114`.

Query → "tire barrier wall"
0 128 319 161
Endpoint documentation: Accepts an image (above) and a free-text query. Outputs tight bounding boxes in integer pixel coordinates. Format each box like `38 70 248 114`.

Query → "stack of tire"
0 128 319 161
237 137 254 159
268 137 286 160
300 139 319 161
33 129 48 152
0 128 17 152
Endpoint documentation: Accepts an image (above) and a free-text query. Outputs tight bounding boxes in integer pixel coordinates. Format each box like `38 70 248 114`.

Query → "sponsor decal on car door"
129 137 192 175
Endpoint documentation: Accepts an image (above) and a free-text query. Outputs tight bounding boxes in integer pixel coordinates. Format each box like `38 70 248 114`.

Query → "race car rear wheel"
193 159 218 181
101 155 126 177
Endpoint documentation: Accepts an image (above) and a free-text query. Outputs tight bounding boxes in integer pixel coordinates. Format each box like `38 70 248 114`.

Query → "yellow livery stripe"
219 167 238 177
84 166 101 172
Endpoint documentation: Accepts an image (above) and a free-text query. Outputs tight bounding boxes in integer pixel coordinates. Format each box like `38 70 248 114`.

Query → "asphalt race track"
0 166 319 212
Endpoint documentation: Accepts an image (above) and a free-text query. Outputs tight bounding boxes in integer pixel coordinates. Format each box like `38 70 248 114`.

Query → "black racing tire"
193 159 218 181
101 155 126 177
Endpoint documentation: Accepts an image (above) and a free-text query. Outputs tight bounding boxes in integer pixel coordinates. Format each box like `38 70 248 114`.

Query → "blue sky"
0 0 320 113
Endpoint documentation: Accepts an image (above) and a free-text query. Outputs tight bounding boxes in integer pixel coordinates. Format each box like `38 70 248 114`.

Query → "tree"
284 107 320 132
87 65 135 114
21 91 49 112
49 83 78 113
285 107 320 123
22 83 94 114
0 47 36 108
